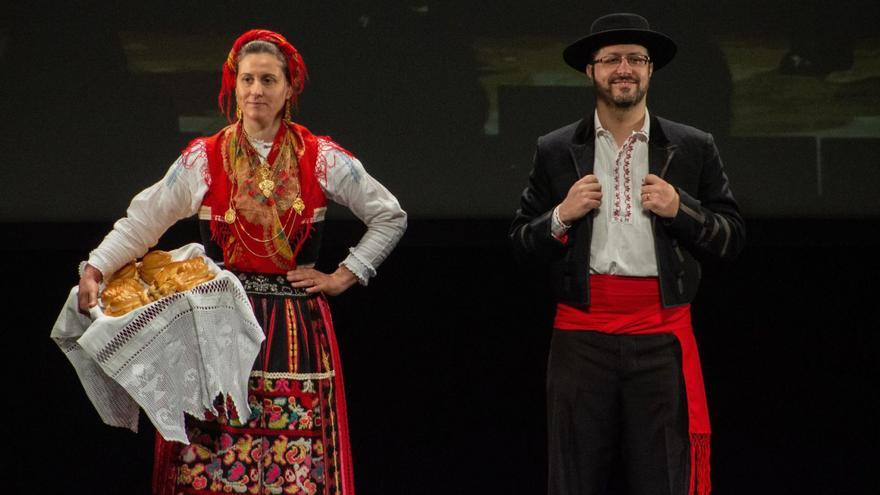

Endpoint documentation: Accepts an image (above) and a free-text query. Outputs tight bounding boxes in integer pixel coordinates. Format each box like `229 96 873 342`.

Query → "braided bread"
149 257 215 300
108 260 138 282
99 250 216 315
101 278 150 317
140 250 172 284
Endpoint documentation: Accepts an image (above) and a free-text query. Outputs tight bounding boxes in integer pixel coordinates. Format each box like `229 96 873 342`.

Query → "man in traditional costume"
509 13 744 495
77 29 406 495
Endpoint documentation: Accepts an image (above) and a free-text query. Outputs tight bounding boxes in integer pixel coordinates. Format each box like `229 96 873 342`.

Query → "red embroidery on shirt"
314 137 355 187
613 136 637 223
180 138 210 186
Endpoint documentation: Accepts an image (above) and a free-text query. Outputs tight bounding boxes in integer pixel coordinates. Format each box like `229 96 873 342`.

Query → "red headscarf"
218 29 308 121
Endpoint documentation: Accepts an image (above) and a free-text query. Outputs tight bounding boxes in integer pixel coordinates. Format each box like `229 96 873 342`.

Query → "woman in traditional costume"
77 29 406 495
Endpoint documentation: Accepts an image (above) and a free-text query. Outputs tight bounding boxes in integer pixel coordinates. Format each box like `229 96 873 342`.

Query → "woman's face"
235 52 292 127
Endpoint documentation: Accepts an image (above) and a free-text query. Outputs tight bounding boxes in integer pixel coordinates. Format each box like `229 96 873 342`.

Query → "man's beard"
598 76 648 108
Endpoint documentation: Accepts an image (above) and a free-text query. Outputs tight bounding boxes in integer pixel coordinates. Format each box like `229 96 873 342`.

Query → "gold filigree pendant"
292 197 305 215
256 165 276 197
259 179 276 198
224 208 236 224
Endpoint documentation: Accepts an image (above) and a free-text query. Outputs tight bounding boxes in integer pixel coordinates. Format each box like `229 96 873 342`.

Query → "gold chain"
222 128 307 259
234 197 298 243
232 222 290 258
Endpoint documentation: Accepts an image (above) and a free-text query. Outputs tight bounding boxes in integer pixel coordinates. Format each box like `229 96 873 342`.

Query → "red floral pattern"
172 375 339 494
612 135 638 224
154 279 353 495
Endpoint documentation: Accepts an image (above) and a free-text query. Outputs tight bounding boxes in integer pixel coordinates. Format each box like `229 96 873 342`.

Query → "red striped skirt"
153 272 354 495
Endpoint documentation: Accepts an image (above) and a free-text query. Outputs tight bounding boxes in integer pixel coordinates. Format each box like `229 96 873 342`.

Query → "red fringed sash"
554 274 712 495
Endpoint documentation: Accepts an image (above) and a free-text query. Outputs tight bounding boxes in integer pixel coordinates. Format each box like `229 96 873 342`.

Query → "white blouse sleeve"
87 141 210 278
318 142 407 285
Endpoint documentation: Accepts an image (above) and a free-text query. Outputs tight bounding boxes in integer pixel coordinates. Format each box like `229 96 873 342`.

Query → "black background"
3 1 879 493
9 218 879 494
2 0 879 221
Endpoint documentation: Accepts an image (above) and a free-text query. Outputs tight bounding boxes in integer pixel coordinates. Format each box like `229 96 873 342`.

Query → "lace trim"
60 341 82 354
111 310 194 379
93 278 246 366
342 248 376 285
192 278 244 300
248 137 273 155
250 370 335 380
93 294 184 364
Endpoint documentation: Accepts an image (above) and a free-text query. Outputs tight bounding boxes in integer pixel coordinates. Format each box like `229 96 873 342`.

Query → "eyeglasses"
591 54 651 67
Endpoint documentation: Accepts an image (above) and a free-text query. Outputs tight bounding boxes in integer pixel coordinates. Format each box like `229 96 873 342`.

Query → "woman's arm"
287 141 406 295
78 142 209 313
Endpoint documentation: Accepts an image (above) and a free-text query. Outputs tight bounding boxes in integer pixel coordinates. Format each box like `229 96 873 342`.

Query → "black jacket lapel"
570 118 595 179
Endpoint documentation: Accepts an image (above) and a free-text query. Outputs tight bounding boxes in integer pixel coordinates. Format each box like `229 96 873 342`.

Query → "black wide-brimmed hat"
563 13 677 72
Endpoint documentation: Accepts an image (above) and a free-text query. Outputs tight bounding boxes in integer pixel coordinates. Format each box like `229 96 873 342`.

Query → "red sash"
555 274 711 495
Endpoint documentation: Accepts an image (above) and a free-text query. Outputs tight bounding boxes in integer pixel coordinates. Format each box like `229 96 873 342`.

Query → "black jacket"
510 114 745 308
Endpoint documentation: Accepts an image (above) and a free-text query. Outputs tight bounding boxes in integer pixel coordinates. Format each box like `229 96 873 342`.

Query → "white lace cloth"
51 244 265 444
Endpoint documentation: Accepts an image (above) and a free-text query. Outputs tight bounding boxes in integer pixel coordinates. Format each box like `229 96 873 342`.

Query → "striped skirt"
153 272 354 495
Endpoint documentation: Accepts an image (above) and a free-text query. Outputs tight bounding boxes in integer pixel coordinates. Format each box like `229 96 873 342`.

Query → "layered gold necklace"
222 126 305 258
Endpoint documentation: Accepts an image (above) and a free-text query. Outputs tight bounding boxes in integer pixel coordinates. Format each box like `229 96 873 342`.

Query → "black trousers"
547 330 689 495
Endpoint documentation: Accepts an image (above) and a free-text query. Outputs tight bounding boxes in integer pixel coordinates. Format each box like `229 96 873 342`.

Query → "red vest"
197 122 327 274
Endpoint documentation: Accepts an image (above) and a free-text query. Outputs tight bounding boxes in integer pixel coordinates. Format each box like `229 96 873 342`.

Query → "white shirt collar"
594 108 651 142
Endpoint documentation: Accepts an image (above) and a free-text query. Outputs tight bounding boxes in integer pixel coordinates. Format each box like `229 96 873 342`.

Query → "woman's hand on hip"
287 265 357 296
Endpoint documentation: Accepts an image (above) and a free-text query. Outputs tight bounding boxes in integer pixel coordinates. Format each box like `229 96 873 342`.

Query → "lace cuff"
551 205 571 240
340 249 377 286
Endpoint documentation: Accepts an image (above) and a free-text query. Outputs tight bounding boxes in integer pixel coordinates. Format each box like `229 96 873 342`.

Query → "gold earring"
236 107 243 121
284 100 292 121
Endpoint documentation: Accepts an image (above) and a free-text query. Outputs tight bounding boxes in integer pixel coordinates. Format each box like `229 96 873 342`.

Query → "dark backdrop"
3 1 879 493
1 0 879 220
8 218 879 494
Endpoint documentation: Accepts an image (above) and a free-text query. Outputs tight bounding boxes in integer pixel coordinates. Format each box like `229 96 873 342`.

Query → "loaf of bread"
140 250 172 284
101 278 150 317
108 260 138 282
149 257 215 300
99 250 216 316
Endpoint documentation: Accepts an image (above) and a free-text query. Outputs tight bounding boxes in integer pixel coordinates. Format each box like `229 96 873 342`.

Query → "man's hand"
558 174 603 224
641 174 680 218
287 265 358 296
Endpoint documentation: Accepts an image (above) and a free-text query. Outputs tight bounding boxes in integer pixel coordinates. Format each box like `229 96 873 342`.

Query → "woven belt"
233 271 311 298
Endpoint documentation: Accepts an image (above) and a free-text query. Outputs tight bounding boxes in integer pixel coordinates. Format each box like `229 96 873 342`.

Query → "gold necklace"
228 192 298 259
224 179 301 235
235 199 298 243
232 223 290 258
224 143 305 224
221 127 308 258
256 163 276 197
224 197 304 225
